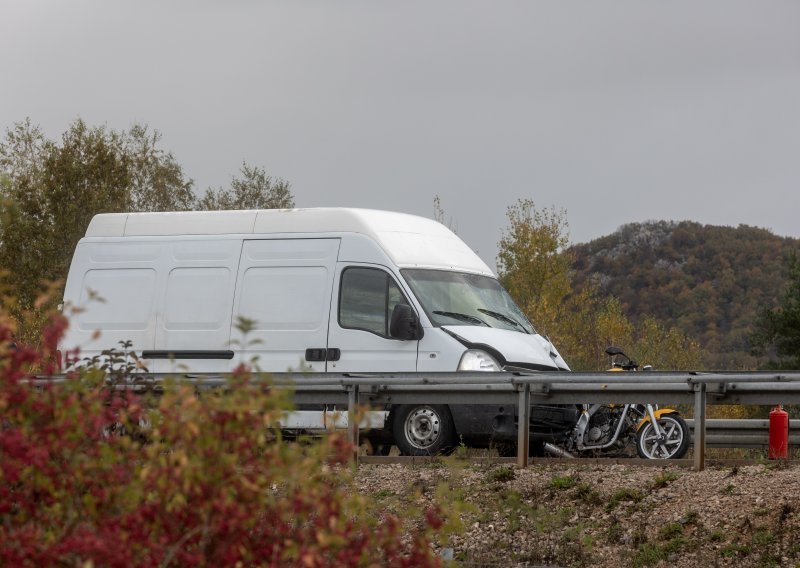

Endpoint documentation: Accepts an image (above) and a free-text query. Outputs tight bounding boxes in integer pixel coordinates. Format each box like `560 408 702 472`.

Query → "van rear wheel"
392 404 456 456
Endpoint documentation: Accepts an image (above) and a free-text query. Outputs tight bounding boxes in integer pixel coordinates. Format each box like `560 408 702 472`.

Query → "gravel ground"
355 460 800 567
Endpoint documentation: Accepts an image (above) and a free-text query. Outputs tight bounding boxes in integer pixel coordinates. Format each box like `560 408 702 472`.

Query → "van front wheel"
393 404 456 456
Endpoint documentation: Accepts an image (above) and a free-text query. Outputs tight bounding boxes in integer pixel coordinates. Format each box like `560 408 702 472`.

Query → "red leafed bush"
0 314 447 567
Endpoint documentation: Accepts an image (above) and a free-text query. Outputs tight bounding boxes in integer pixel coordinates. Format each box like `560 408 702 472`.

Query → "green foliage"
0 118 295 340
0 119 193 311
198 161 293 210
751 252 800 368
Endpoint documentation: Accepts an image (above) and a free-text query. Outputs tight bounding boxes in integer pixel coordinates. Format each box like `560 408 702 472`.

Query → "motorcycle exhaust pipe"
543 443 576 459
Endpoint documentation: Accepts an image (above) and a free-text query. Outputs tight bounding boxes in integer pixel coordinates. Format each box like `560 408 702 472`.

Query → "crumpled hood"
442 326 570 371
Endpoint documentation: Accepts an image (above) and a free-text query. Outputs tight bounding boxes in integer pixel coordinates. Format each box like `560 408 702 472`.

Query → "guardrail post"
348 384 360 464
693 382 707 471
517 383 531 469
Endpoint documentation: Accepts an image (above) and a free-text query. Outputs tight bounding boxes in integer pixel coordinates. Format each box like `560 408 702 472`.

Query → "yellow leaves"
498 199 573 314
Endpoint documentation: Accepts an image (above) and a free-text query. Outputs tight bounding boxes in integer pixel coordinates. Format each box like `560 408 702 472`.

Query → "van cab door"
326 264 419 372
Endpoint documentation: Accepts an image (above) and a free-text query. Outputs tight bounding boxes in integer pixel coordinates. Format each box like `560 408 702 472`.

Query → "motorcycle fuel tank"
442 326 570 371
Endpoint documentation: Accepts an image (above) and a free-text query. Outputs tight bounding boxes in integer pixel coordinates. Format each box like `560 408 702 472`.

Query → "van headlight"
458 349 501 372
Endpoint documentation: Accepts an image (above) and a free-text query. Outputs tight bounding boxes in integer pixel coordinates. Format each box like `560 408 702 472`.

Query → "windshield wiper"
432 310 489 326
477 308 527 332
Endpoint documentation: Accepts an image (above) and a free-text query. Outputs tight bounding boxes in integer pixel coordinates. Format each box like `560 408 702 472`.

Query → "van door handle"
304 348 341 362
305 348 327 362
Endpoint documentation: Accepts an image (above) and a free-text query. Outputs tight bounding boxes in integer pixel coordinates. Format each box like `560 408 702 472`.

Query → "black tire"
392 404 456 456
636 413 690 459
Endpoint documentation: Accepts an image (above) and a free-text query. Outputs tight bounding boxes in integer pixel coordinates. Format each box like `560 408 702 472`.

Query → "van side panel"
153 239 242 373
78 268 156 334
232 239 340 372
62 241 162 365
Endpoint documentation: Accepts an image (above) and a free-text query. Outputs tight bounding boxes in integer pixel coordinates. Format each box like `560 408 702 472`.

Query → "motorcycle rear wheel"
636 413 690 459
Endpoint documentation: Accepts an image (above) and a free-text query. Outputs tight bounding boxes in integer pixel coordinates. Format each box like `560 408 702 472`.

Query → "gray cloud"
2 0 799 269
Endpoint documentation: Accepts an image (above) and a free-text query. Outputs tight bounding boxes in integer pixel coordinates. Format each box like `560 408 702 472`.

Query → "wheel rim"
639 416 684 459
404 406 441 450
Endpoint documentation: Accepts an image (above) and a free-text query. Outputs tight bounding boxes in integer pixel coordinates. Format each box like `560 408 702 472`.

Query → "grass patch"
574 482 602 505
606 520 624 544
549 474 578 490
632 531 687 568
680 510 699 526
752 528 776 547
651 470 679 489
721 543 751 558
632 543 664 567
658 522 684 541
487 465 515 483
709 530 726 542
606 487 644 511
374 489 394 499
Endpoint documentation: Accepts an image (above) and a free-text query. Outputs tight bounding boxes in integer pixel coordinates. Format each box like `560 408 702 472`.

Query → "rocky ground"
355 458 800 567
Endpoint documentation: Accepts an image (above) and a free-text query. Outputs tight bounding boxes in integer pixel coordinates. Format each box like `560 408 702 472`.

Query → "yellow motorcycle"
541 346 690 459
604 346 689 459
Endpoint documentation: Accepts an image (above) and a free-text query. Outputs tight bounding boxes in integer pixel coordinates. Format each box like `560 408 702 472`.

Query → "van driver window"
339 267 406 337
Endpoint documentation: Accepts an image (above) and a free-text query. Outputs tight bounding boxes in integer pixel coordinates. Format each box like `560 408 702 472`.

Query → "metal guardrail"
685 419 800 448
32 370 800 471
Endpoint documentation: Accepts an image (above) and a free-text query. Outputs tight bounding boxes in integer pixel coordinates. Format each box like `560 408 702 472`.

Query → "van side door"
231 238 340 372
326 264 419 372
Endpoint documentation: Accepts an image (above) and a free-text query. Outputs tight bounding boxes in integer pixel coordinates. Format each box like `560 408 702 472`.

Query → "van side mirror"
389 304 423 340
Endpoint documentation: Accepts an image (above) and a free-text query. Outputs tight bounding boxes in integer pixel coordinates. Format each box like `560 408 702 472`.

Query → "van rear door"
232 238 340 372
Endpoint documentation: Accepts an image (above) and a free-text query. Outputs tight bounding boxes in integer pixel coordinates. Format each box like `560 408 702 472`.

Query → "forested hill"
570 221 799 368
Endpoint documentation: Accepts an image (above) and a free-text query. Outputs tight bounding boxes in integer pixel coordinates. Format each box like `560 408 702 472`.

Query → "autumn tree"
198 162 294 210
496 199 701 371
497 199 573 336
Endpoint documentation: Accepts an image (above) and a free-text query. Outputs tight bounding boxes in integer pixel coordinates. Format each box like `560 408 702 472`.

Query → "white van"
61 208 569 455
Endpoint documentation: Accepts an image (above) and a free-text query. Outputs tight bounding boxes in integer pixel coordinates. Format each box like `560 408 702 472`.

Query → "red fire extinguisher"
769 405 789 459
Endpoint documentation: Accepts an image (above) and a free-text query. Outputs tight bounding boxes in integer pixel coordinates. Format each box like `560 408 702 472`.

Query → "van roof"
85 208 494 276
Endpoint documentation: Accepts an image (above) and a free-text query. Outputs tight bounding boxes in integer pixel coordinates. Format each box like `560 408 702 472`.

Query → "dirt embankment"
356 460 800 567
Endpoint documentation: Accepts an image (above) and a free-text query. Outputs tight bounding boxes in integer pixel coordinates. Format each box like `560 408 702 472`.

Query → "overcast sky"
2 1 799 269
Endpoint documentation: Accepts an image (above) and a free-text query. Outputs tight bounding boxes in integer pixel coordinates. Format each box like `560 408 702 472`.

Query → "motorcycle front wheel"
636 413 690 459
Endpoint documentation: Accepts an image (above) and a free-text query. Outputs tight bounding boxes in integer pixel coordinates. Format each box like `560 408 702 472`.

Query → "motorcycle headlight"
458 349 501 372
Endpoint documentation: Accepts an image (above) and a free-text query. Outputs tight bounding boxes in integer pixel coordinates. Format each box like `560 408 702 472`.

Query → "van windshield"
401 269 535 334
